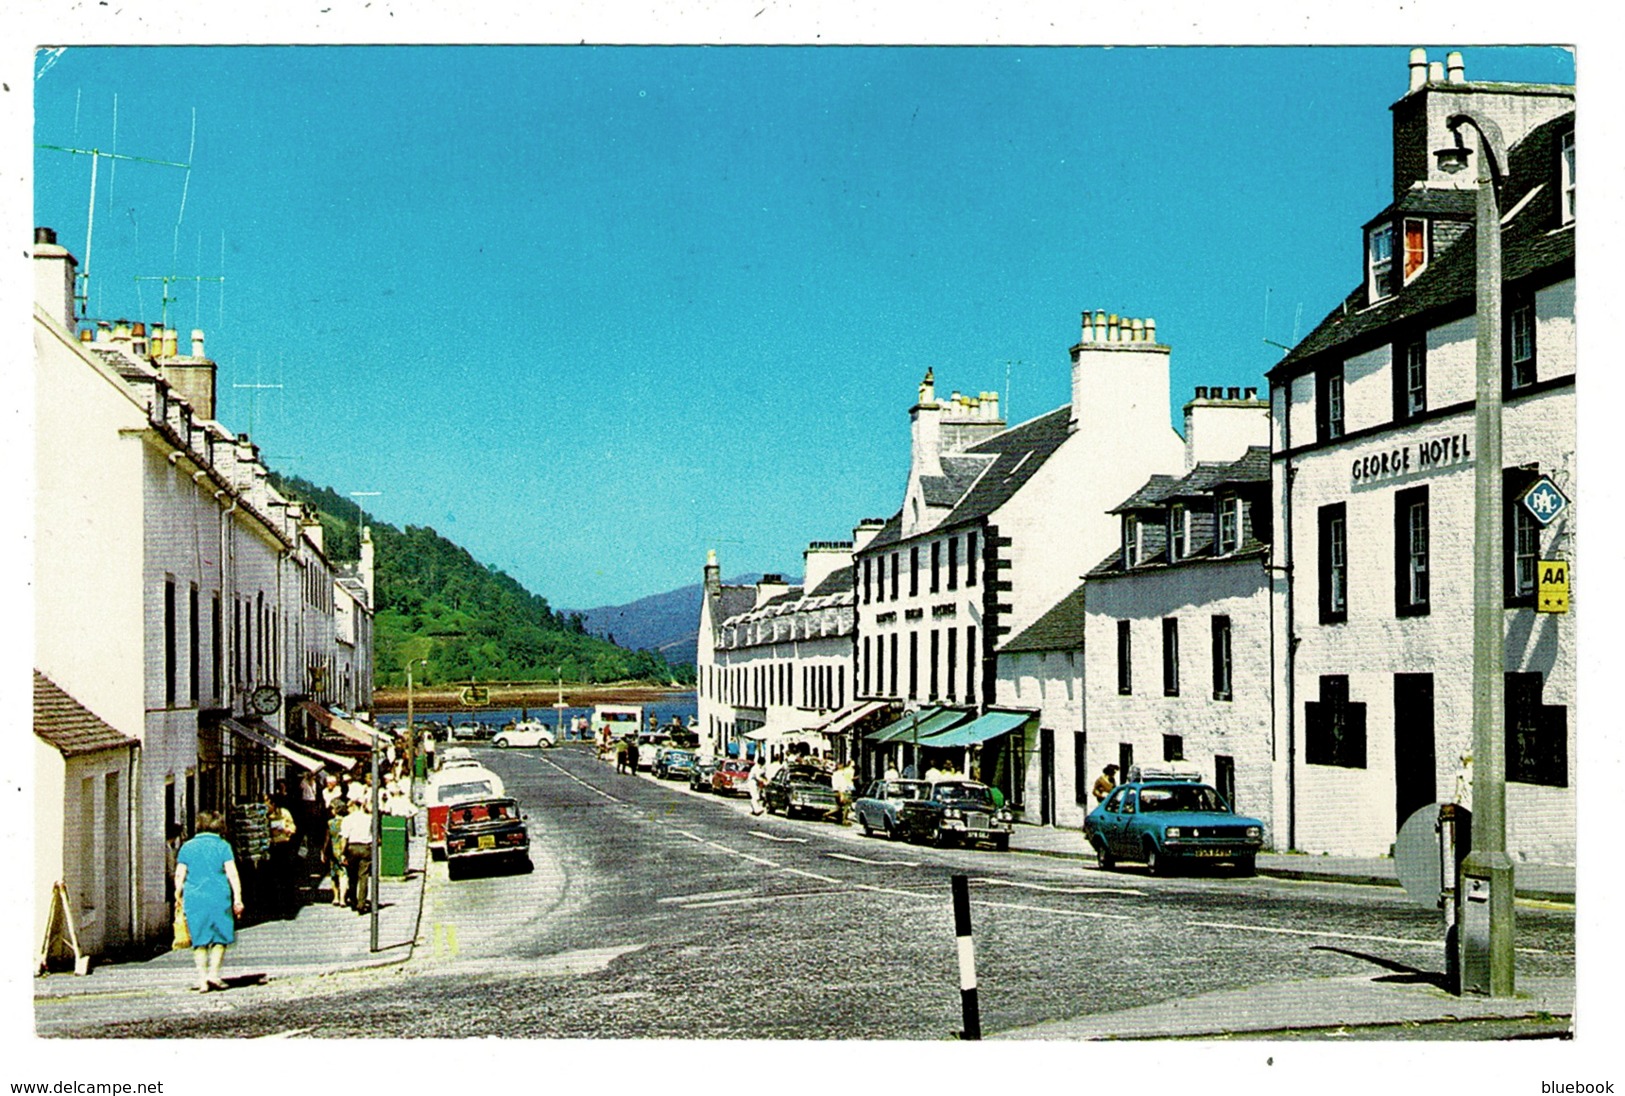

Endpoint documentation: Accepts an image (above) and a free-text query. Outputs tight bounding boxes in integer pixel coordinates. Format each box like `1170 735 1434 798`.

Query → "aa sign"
1538 560 1569 614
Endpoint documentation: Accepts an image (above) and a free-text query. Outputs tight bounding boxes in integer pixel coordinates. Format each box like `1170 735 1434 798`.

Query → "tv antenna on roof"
1261 287 1303 356
38 104 196 322
133 272 226 331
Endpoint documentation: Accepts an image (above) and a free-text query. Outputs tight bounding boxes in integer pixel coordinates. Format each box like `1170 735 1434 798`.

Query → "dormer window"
1368 223 1395 301
1217 496 1240 555
1402 218 1428 282
1169 503 1187 562
1123 515 1138 568
1560 130 1575 223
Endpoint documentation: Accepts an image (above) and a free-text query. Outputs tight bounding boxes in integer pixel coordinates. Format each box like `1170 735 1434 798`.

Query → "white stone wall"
1083 559 1277 842
994 649 1084 825
1281 282 1575 861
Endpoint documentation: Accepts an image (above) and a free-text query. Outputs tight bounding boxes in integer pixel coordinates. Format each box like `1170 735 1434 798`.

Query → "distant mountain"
268 472 694 688
574 574 768 669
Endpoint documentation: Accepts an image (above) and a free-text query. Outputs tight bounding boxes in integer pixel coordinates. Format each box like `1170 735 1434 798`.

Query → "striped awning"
223 717 326 772
811 699 889 738
866 707 976 744
302 701 377 746
917 709 1031 749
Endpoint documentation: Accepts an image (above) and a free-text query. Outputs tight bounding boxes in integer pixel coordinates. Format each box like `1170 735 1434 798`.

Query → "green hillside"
270 473 694 688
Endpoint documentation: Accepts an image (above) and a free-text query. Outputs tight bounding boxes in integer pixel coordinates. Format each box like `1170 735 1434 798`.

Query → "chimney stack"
1408 48 1428 92
33 227 79 331
1070 307 1172 436
704 549 722 600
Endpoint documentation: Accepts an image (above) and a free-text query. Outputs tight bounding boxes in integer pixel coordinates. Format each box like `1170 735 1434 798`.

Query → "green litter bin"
379 815 409 879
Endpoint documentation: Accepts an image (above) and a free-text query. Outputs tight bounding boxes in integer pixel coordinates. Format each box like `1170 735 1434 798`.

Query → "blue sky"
32 45 1576 610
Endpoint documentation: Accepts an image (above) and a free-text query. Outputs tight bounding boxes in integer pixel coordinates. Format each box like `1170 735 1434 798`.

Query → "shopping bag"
172 903 191 950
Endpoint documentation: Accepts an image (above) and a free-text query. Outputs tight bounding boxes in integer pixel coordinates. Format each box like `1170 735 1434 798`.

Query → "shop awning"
866 707 975 744
223 718 326 772
811 700 889 738
302 701 376 746
917 709 1032 749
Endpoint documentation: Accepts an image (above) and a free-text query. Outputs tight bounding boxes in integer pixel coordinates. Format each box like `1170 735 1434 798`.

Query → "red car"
710 759 754 796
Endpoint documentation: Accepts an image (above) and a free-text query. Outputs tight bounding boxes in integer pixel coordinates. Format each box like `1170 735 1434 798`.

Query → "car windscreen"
1137 785 1227 813
933 782 994 806
789 770 832 787
886 781 930 799
437 780 496 802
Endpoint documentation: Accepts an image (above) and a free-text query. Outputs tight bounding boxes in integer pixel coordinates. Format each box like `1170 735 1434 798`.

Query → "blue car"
1084 776 1264 876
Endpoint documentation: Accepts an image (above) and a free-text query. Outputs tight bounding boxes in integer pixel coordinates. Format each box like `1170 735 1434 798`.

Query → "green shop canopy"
869 707 977 744
865 707 940 743
917 709 1032 749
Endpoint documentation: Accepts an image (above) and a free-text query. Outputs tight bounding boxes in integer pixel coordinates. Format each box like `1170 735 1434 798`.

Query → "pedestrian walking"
340 800 375 914
626 738 640 775
615 736 629 773
1092 764 1119 805
265 792 299 917
326 803 349 907
747 757 767 815
173 811 245 993
832 760 855 825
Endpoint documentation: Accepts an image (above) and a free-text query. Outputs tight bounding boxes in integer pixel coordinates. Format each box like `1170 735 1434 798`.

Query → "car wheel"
931 825 946 848
991 834 1010 852
1145 842 1169 876
884 816 899 841
1091 837 1116 871
860 813 874 837
1233 854 1256 878
493 738 509 749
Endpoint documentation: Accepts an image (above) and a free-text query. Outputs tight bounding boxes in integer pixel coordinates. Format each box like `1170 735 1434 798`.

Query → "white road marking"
782 866 846 885
535 753 620 801
974 899 1133 921
252 1027 315 1039
973 877 1144 897
1184 919 1551 955
826 852 922 868
658 888 756 904
749 831 810 843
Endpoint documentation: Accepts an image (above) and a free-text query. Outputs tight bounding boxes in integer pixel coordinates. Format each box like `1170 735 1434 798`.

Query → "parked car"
689 758 718 793
897 780 1013 849
1083 776 1264 876
654 748 698 780
439 746 479 768
852 779 931 839
711 759 754 796
425 765 507 852
763 766 838 820
451 722 489 741
493 720 557 749
635 734 672 771
444 796 530 879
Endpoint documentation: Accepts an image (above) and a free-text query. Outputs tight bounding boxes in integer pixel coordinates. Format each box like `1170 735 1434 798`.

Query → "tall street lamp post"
1435 109 1515 997
407 657 429 779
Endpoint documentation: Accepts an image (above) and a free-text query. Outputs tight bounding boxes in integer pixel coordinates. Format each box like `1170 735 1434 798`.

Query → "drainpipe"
127 740 140 948
1280 389 1298 851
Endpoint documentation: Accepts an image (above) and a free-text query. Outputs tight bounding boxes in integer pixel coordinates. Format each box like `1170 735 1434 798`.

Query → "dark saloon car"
689 758 718 792
852 779 931 839
654 748 698 781
897 780 1013 849
1083 777 1264 876
763 766 838 820
444 797 530 879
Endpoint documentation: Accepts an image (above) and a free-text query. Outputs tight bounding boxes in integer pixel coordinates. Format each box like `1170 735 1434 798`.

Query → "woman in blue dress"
174 810 245 992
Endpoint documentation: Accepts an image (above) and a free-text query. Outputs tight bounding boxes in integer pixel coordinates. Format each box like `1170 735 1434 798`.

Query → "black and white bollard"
950 874 981 1040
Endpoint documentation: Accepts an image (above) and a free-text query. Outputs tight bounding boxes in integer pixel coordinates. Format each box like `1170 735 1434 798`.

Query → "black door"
1039 728 1055 825
1214 754 1236 811
1393 673 1436 833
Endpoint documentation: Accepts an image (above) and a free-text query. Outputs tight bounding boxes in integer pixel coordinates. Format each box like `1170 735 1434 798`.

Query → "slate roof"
922 454 995 508
1109 475 1183 514
940 407 1073 530
999 582 1088 654
34 671 138 757
714 585 758 624
1274 110 1575 378
807 565 855 598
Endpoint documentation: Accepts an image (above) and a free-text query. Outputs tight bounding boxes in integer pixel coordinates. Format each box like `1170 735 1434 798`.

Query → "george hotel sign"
1350 431 1472 486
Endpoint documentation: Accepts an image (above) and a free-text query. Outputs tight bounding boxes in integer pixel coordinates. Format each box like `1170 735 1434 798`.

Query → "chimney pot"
1195 386 1208 399
191 329 206 358
1146 318 1156 342
1130 318 1144 341
35 227 58 246
1446 50 1465 84
1228 387 1240 400
1429 60 1444 83
1246 386 1258 400
78 328 92 342
1409 47 1428 92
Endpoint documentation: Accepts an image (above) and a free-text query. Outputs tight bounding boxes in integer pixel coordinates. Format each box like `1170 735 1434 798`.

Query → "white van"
426 764 506 849
590 704 644 742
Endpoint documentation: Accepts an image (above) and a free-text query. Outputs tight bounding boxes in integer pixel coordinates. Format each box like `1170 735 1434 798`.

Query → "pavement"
36 755 1576 1039
35 810 429 1002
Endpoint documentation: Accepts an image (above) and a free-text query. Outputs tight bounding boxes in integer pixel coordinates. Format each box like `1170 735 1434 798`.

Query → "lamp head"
1435 128 1472 175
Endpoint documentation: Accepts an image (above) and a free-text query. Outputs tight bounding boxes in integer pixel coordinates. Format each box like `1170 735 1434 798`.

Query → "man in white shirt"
339 802 375 913
831 762 856 825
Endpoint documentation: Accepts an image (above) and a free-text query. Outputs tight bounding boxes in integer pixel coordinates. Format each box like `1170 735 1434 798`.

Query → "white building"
33 226 375 954
697 543 872 760
995 389 1271 829
1268 51 1574 860
854 313 1188 811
